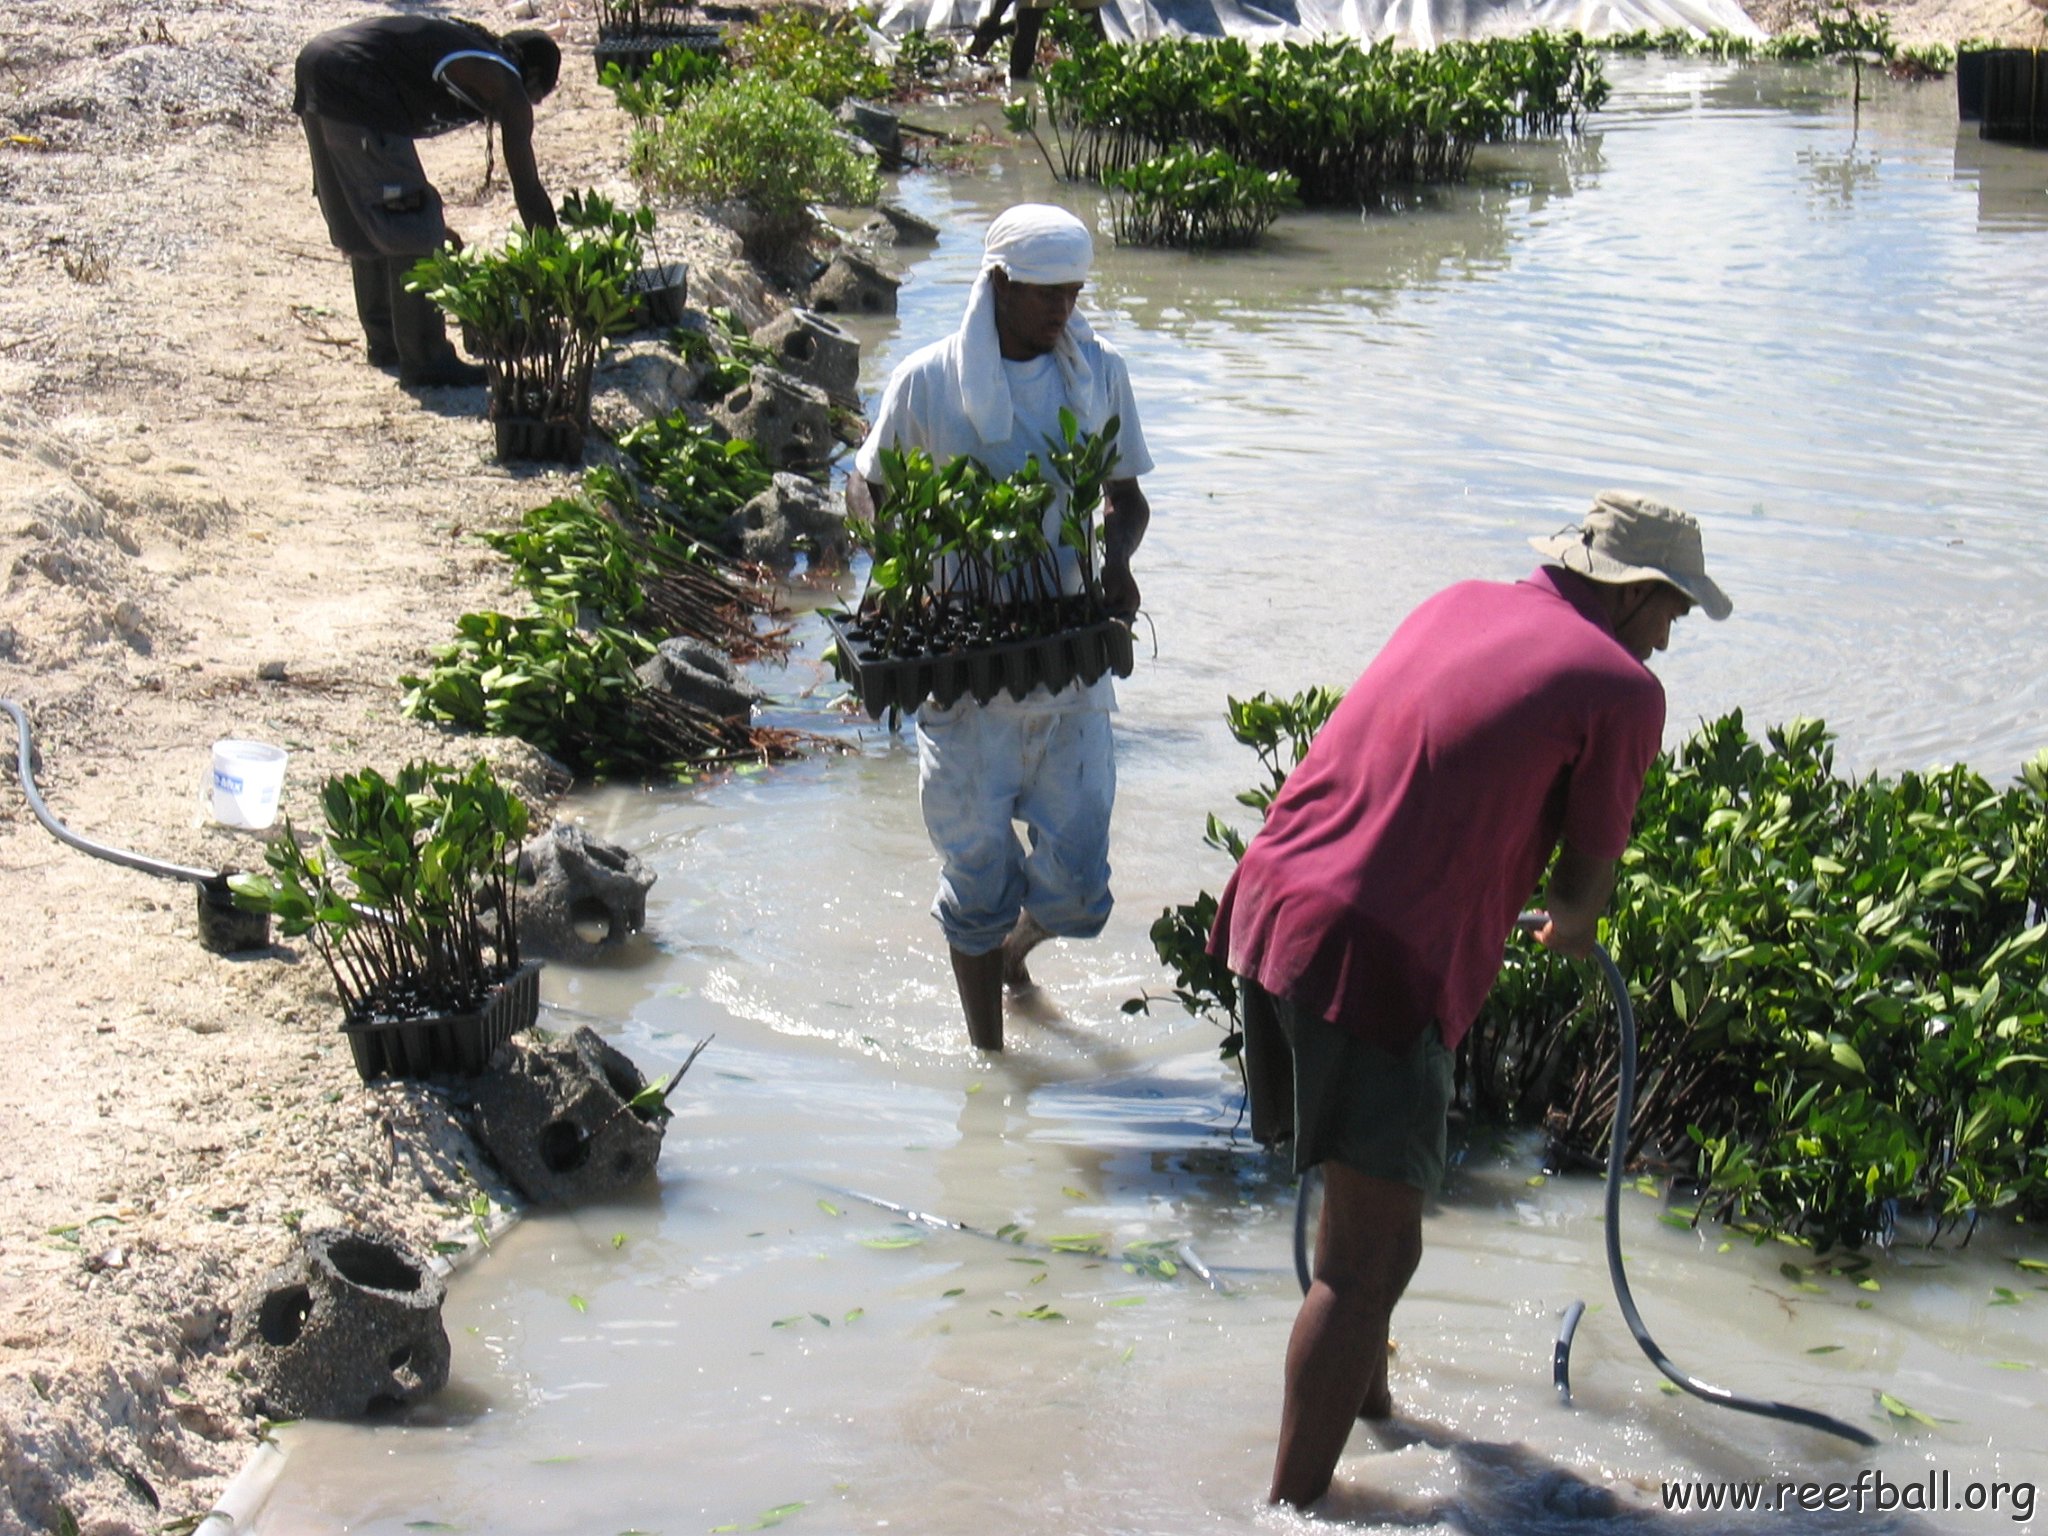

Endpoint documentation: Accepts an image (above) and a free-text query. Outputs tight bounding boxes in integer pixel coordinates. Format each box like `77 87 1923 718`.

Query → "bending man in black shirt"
293 16 561 387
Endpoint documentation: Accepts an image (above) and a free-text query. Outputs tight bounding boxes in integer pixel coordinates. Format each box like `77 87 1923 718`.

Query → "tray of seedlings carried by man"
828 411 1135 720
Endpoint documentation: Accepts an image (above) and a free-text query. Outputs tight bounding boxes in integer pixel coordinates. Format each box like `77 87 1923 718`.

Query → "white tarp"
878 0 1762 50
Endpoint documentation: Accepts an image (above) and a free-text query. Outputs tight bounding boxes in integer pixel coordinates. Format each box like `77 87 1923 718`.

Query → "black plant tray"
593 26 726 79
493 414 586 464
342 960 542 1083
825 611 1134 720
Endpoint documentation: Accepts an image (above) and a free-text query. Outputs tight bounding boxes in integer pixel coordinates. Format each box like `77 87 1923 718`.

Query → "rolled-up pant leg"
916 706 1115 954
918 706 1030 956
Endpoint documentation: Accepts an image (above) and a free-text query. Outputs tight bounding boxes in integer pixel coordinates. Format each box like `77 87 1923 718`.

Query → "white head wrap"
957 204 1103 444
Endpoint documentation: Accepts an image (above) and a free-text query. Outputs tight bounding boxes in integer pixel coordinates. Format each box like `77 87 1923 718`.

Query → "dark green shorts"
1241 979 1453 1195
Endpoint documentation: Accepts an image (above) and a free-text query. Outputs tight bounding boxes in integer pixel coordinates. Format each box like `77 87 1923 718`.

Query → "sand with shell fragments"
0 0 796 1529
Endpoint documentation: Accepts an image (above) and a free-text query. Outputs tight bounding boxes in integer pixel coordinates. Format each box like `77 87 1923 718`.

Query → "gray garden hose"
1291 912 1877 1447
3 697 267 951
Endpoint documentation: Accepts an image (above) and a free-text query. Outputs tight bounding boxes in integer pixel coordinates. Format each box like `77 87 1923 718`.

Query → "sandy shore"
2 0 2043 1529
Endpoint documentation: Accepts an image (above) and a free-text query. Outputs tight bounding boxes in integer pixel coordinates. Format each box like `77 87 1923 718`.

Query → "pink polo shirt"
1210 567 1665 1052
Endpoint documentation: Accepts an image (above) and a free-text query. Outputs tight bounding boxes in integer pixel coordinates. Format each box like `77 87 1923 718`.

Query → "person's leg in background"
303 115 482 387
919 706 1031 1049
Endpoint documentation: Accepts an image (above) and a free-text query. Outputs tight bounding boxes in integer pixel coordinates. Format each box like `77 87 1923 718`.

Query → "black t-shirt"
292 16 518 138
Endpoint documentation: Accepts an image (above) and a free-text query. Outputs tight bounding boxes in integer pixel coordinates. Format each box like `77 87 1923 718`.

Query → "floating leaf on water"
817 1199 842 1217
1857 1278 1879 1291
711 1502 808 1533
941 1287 964 1297
1049 1233 1110 1256
612 1233 628 1250
568 1295 588 1314
1526 1175 1547 1188
1717 1241 1733 1253
1119 1345 1136 1363
1992 1360 2033 1370
1806 1345 1844 1355
532 1455 581 1465
1010 1257 1046 1266
1658 1382 1680 1395
1110 1296 1144 1308
1019 1303 1065 1321
995 1223 1027 1243
810 1312 831 1327
844 1307 864 1323
1855 1299 1874 1310
1879 1392 1940 1427
1990 1287 2022 1305
1029 1271 1048 1286
859 1235 922 1250
1779 1261 1805 1283
2015 1258 2048 1274
771 1316 804 1328
1062 1186 1086 1200
965 1082 984 1095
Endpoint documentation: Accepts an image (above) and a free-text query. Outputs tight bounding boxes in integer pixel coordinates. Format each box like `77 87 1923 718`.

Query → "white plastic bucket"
210 739 287 830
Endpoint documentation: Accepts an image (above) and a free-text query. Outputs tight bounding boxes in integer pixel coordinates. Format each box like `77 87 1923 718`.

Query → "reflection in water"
256 57 2048 1536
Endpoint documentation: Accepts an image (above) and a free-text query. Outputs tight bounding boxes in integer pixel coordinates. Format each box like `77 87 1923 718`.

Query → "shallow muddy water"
256 59 2048 1536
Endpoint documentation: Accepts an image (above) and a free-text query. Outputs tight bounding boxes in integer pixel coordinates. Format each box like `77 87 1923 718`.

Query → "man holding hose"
1209 492 1730 1507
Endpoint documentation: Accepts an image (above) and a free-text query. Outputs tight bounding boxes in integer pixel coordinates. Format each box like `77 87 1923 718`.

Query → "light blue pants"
916 706 1116 954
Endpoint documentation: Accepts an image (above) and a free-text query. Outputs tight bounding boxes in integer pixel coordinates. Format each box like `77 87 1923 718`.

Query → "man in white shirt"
849 204 1154 1050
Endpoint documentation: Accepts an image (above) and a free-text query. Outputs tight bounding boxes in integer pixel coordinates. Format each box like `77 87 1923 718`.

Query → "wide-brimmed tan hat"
1529 491 1732 621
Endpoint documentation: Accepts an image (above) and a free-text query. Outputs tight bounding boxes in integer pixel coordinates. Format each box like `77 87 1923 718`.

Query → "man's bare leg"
1269 1161 1426 1508
950 946 1006 1051
1001 910 1052 992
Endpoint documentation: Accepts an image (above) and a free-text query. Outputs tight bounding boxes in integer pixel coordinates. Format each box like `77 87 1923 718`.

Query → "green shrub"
629 72 879 254
892 26 957 90
732 5 891 108
602 43 728 119
1106 149 1298 249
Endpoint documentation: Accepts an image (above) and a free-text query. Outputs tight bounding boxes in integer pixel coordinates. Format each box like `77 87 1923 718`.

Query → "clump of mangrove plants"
628 70 879 256
730 5 892 108
1104 149 1299 249
617 409 775 540
1597 3 1932 82
1023 32 1608 205
407 191 642 438
400 464 796 778
1139 698 2048 1250
230 760 528 1025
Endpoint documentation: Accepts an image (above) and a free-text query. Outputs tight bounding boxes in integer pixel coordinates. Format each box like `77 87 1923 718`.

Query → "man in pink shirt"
1209 491 1731 1508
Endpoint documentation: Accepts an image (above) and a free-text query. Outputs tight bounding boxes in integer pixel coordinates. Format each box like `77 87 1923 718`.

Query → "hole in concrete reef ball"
539 1118 592 1174
256 1284 312 1347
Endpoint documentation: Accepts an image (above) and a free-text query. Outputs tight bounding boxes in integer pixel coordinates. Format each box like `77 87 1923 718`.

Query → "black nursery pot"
629 263 690 329
826 612 1136 720
342 960 543 1083
592 25 726 80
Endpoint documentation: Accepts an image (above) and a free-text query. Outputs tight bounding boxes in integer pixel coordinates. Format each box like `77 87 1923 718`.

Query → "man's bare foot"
1001 911 1052 992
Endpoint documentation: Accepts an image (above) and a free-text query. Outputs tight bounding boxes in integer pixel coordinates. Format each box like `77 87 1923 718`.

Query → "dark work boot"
384 257 486 388
350 256 399 369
